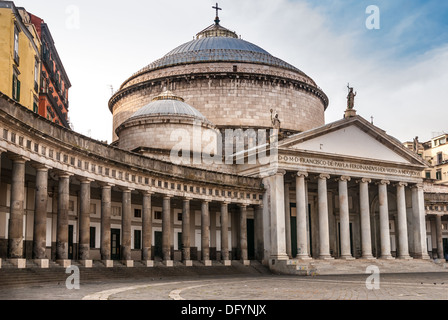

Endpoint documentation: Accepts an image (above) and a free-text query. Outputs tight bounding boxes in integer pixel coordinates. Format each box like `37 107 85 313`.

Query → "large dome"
110 18 329 142
134 33 305 78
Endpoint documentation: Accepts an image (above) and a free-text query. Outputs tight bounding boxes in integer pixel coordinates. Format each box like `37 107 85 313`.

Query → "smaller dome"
130 90 209 122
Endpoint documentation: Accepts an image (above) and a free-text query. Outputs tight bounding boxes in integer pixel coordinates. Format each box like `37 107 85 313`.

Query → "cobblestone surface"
0 272 446 301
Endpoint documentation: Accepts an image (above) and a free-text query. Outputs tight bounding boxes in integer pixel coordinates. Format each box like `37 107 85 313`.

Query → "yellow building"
0 1 41 112
405 134 448 185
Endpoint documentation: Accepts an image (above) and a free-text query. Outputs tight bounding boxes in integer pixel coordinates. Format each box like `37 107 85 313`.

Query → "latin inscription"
279 155 421 177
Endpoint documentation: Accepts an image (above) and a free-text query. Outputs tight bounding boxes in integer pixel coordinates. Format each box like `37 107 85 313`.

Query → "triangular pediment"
279 116 427 167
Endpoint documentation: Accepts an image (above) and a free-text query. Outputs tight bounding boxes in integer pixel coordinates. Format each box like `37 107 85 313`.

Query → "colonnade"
283 171 430 260
3 153 261 268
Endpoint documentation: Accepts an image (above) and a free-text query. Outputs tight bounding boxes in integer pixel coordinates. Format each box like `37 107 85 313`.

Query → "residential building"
0 1 41 112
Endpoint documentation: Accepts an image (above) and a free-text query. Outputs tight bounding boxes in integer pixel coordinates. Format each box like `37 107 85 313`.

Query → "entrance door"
154 231 163 258
443 238 448 260
68 225 74 260
247 219 255 260
111 229 120 260
290 203 297 257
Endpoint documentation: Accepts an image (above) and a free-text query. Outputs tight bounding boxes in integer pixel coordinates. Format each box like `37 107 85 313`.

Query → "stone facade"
110 62 328 142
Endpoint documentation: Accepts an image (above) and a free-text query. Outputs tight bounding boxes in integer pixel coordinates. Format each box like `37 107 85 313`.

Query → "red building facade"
29 14 71 128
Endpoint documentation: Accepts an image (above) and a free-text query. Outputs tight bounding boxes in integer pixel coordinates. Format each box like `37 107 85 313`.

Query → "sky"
11 0 448 144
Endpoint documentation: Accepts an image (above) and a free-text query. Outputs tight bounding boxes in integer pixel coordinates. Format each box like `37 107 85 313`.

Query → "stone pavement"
0 271 447 301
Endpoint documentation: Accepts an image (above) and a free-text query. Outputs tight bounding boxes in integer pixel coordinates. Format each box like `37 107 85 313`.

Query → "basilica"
0 8 446 273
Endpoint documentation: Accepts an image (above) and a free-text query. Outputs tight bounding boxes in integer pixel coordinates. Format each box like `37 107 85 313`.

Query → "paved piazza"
0 273 447 301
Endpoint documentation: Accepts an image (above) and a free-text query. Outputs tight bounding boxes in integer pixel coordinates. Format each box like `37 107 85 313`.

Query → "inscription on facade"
279 155 421 177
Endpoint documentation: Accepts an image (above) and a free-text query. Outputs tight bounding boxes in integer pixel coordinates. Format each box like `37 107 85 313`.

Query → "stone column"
121 188 133 267
56 172 72 267
220 201 231 265
378 180 393 259
338 176 354 259
78 178 93 267
284 183 292 258
296 172 311 260
435 215 444 260
396 182 411 259
8 156 27 264
201 200 211 266
100 183 113 267
411 184 430 259
182 197 192 266
162 195 173 266
254 205 264 262
239 204 249 265
32 164 50 268
267 170 288 261
317 174 333 260
358 178 374 259
141 191 153 266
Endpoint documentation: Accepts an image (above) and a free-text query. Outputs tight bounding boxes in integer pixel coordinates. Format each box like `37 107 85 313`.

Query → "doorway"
247 219 255 260
111 229 120 260
154 231 163 258
68 225 74 260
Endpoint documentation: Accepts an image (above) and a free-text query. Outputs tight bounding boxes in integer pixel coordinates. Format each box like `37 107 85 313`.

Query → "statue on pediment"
347 84 357 110
270 109 281 130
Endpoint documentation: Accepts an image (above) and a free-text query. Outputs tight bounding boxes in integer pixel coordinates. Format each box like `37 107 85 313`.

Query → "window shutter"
17 79 21 102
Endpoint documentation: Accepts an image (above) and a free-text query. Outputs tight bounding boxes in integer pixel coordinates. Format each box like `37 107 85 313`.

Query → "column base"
380 255 395 260
102 260 114 268
122 260 134 267
339 255 355 260
163 260 173 267
318 255 334 260
9 258 26 268
57 259 72 268
361 255 376 260
295 255 313 261
34 259 49 268
142 260 154 267
79 260 93 268
183 260 193 267
202 260 212 266
397 255 413 260
241 260 250 266
222 260 232 266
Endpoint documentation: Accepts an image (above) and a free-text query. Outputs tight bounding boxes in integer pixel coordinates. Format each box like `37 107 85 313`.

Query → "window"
112 206 121 217
178 213 182 221
437 153 443 165
134 208 142 218
436 170 442 180
134 230 141 249
34 58 39 92
12 72 20 102
154 211 162 220
90 203 96 215
13 25 19 65
90 227 96 248
425 171 431 179
69 200 75 212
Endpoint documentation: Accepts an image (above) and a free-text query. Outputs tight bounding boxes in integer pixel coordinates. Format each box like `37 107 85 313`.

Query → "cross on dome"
213 3 222 25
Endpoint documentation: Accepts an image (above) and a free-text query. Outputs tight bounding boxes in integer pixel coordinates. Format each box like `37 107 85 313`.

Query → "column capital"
182 197 193 202
98 181 115 188
220 200 231 205
336 175 351 182
395 181 408 187
357 178 372 184
119 186 135 193
8 154 30 163
238 203 248 208
139 190 154 196
411 183 424 190
31 163 52 171
318 173 330 180
296 172 308 178
163 194 174 200
53 170 74 179
201 199 211 204
78 176 94 184
378 180 390 186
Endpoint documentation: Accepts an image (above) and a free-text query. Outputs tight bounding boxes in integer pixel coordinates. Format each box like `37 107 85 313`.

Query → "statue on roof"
270 109 281 130
347 84 357 110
